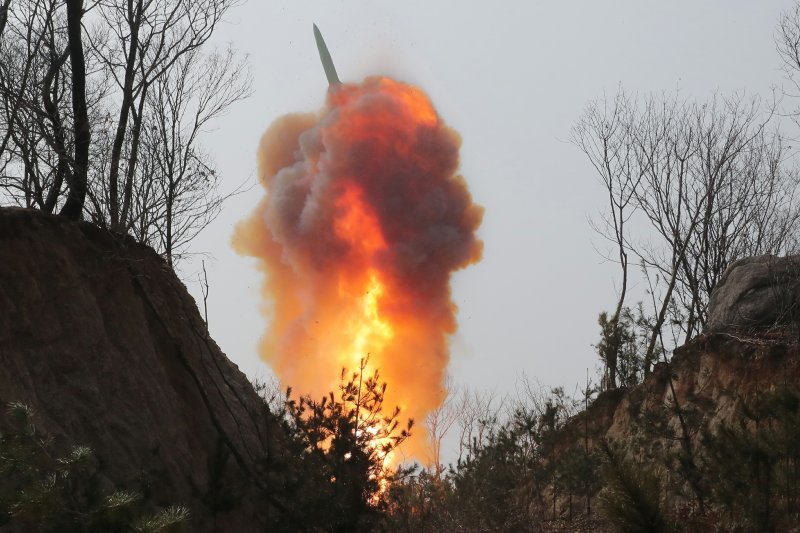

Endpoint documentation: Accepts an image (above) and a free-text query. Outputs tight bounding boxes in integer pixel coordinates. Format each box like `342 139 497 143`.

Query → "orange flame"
234 77 483 460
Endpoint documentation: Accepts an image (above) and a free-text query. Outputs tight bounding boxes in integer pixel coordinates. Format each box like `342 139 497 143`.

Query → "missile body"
313 24 341 86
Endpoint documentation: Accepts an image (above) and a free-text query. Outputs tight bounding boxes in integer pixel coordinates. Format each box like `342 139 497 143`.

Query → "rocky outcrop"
608 330 800 442
706 254 800 332
0 208 280 531
551 328 800 529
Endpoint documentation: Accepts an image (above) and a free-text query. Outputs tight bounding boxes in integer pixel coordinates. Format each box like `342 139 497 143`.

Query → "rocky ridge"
0 207 280 531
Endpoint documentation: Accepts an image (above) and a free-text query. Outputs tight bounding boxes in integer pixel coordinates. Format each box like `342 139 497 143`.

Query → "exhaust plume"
233 77 483 458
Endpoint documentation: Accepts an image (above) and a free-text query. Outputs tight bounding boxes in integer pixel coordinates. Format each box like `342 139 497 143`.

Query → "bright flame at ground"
332 184 394 377
346 273 393 368
234 77 483 461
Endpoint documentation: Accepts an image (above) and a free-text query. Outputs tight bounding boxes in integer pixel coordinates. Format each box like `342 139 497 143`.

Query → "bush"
264 359 413 532
0 402 188 532
597 442 672 533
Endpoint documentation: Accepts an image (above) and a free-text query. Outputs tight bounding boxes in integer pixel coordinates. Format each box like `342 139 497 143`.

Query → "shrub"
0 402 188 532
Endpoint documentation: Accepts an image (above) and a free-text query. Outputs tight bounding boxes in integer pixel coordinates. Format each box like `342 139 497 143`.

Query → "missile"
313 23 341 86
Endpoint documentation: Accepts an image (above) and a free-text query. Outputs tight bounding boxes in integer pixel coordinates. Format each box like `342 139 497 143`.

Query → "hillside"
546 328 800 531
2 206 800 532
0 207 283 531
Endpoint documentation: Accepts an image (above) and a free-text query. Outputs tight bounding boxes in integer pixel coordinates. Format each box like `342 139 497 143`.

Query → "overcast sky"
184 1 797 402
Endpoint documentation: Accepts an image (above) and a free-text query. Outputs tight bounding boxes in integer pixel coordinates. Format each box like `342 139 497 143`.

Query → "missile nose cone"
313 23 341 86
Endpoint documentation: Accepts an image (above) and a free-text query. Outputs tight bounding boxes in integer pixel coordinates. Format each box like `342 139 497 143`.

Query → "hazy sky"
185 1 797 400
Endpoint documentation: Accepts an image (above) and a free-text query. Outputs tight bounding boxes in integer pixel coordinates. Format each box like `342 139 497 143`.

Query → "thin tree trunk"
665 366 706 513
108 0 141 230
11 126 44 208
644 212 701 375
120 83 147 230
60 0 89 220
165 185 174 266
655 323 706 514
644 262 678 376
585 368 592 517
0 0 52 163
607 222 628 389
0 0 11 38
41 46 70 213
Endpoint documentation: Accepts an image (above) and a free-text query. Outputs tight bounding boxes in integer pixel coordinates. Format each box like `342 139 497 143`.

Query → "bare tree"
0 0 249 266
572 91 641 388
778 3 800 129
425 376 460 477
455 387 505 464
87 0 242 232
0 0 70 209
575 90 800 375
0 0 93 218
133 45 251 265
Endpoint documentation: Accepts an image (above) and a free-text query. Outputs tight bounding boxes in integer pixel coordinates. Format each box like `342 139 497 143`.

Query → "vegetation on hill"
255 359 413 532
0 402 188 532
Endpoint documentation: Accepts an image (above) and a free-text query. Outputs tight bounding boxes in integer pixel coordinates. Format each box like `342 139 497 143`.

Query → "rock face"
0 208 278 531
706 254 800 332
548 329 800 530
605 331 800 443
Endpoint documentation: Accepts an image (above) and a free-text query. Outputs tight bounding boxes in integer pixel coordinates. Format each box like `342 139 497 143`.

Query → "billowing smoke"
233 77 483 458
